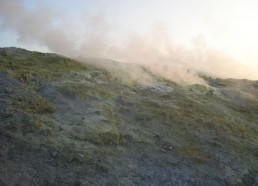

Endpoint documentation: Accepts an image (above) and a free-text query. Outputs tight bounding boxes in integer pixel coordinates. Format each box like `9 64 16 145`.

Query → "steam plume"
0 0 257 84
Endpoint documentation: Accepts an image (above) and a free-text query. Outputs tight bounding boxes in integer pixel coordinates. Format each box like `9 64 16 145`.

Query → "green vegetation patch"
178 144 213 164
0 49 89 81
62 83 119 100
15 97 56 114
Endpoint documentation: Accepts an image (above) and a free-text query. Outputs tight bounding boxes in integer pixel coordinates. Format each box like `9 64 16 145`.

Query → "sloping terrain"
0 47 258 186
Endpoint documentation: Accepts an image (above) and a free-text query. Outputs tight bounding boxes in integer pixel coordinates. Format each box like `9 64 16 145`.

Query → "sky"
0 0 258 81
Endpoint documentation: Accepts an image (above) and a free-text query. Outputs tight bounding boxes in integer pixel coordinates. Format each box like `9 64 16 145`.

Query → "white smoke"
0 0 257 84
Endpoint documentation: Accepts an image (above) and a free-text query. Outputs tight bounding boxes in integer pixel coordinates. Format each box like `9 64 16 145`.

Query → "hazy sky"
0 0 258 80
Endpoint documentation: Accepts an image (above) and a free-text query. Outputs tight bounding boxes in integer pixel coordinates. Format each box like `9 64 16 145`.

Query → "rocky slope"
0 47 258 186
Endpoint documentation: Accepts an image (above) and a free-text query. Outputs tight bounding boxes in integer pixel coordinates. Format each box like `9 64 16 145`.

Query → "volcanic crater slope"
0 47 258 186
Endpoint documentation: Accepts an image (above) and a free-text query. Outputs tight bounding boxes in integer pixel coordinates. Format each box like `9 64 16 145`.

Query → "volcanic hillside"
0 47 258 186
